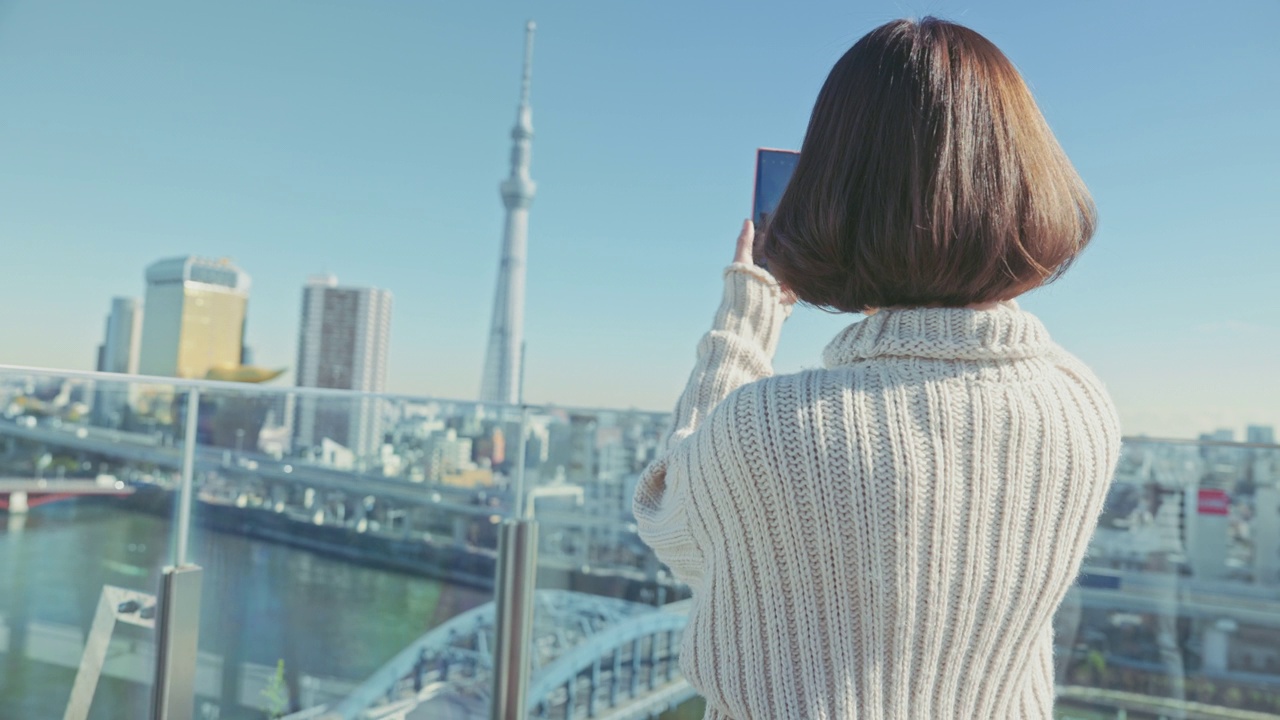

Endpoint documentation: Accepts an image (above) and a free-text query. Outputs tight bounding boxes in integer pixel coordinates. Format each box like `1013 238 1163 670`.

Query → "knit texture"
634 264 1121 719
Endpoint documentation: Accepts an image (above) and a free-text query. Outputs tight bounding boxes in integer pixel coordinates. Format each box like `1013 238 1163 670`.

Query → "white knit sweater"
634 264 1121 719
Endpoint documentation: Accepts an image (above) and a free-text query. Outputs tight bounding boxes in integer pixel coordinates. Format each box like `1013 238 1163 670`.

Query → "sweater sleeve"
632 263 791 588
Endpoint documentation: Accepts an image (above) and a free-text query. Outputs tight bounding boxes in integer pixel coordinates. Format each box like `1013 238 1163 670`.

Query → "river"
1 497 491 719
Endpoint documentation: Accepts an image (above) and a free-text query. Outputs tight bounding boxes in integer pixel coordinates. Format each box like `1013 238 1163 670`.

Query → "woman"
634 17 1121 720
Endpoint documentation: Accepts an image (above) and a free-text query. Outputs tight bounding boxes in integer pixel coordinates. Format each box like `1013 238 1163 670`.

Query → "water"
0 498 489 719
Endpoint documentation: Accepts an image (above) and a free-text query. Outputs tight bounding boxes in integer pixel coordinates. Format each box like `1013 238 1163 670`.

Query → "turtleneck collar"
821 300 1055 367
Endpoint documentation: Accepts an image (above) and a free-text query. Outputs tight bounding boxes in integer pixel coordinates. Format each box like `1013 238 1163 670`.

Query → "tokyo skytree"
479 21 537 405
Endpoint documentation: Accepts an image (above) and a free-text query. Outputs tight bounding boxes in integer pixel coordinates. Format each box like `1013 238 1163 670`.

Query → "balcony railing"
0 364 1278 719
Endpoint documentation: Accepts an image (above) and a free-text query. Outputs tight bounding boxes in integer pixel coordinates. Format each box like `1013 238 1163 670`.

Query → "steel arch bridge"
301 590 694 720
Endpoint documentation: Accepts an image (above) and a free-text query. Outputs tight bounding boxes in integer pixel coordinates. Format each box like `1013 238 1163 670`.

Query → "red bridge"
0 478 134 512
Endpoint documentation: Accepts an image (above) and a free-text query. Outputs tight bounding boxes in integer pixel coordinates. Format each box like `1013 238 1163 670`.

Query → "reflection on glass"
0 376 170 720
1055 437 1280 717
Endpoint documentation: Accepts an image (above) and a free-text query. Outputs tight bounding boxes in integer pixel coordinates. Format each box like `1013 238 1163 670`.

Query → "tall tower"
480 21 537 405
294 275 393 461
137 256 250 379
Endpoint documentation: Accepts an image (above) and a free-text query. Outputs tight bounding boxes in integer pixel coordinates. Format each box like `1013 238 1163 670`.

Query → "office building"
1247 425 1276 446
1255 485 1280 586
293 275 392 461
423 429 475 484
1184 482 1234 581
96 297 143 375
91 297 143 426
137 257 250 379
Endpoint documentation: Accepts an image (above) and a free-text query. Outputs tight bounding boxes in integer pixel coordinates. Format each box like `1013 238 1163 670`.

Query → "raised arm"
632 220 792 588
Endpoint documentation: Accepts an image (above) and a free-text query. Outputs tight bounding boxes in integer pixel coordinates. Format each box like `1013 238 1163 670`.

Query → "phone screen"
752 148 800 230
752 148 799 269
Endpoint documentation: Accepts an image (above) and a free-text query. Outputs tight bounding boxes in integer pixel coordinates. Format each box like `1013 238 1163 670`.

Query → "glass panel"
1055 437 1280 718
525 414 1280 719
10 373 1280 719
186 385 514 719
0 373 178 720
525 405 700 719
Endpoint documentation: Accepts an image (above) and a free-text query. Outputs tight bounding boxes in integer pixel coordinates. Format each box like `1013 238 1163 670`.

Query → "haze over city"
0 0 1276 438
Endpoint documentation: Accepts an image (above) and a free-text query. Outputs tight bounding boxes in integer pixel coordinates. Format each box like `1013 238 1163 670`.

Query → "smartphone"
752 148 800 268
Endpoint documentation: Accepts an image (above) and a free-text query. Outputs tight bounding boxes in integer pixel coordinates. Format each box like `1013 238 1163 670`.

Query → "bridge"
0 418 647 533
289 591 693 720
0 418 493 517
0 477 134 512
0 418 675 590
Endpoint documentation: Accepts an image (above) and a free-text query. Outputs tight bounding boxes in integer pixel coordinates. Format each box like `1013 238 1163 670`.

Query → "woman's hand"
733 219 757 265
735 219 797 305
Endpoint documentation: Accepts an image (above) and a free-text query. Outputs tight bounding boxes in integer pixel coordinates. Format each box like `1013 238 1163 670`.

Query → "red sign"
1197 488 1230 516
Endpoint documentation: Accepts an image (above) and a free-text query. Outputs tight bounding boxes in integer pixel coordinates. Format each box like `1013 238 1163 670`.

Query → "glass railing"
522 405 697 719
1053 437 1280 719
183 386 521 719
0 375 187 720
2 365 1278 720
0 367 520 720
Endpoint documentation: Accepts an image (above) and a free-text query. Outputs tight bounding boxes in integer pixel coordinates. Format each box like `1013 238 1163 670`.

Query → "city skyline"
0 1 1277 438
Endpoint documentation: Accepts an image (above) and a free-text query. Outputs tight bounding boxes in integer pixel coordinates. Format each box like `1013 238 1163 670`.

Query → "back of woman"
634 17 1122 720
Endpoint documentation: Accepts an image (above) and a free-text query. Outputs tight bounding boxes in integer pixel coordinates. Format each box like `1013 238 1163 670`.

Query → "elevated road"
0 419 497 517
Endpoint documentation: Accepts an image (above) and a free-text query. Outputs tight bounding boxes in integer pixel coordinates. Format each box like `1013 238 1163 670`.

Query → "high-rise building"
1247 425 1276 445
480 21 537 405
1247 425 1280 488
92 297 143 426
1184 481 1234 582
293 275 393 461
137 257 250 379
96 297 143 374
423 429 475 484
1255 485 1280 586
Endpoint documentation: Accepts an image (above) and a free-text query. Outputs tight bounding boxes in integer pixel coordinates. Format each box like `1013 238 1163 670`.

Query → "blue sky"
0 0 1276 438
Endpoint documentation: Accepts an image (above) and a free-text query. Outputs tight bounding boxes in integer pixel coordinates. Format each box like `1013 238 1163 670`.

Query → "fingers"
734 219 755 265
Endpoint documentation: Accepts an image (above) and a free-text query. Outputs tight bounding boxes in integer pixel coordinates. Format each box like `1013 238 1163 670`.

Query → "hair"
759 17 1096 312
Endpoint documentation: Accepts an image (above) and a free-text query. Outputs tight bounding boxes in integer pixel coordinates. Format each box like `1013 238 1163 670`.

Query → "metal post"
512 406 530 518
490 518 538 720
670 627 680 676
491 404 538 720
588 659 600 717
610 650 620 706
648 636 658 690
151 565 203 720
157 388 203 720
629 639 640 696
176 387 199 566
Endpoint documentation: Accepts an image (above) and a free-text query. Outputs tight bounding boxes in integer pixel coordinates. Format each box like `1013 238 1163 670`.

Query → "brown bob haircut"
759 17 1096 312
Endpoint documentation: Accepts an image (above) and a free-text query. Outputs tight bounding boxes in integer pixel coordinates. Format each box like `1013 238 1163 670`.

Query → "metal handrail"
3 364 1270 449
0 363 672 417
